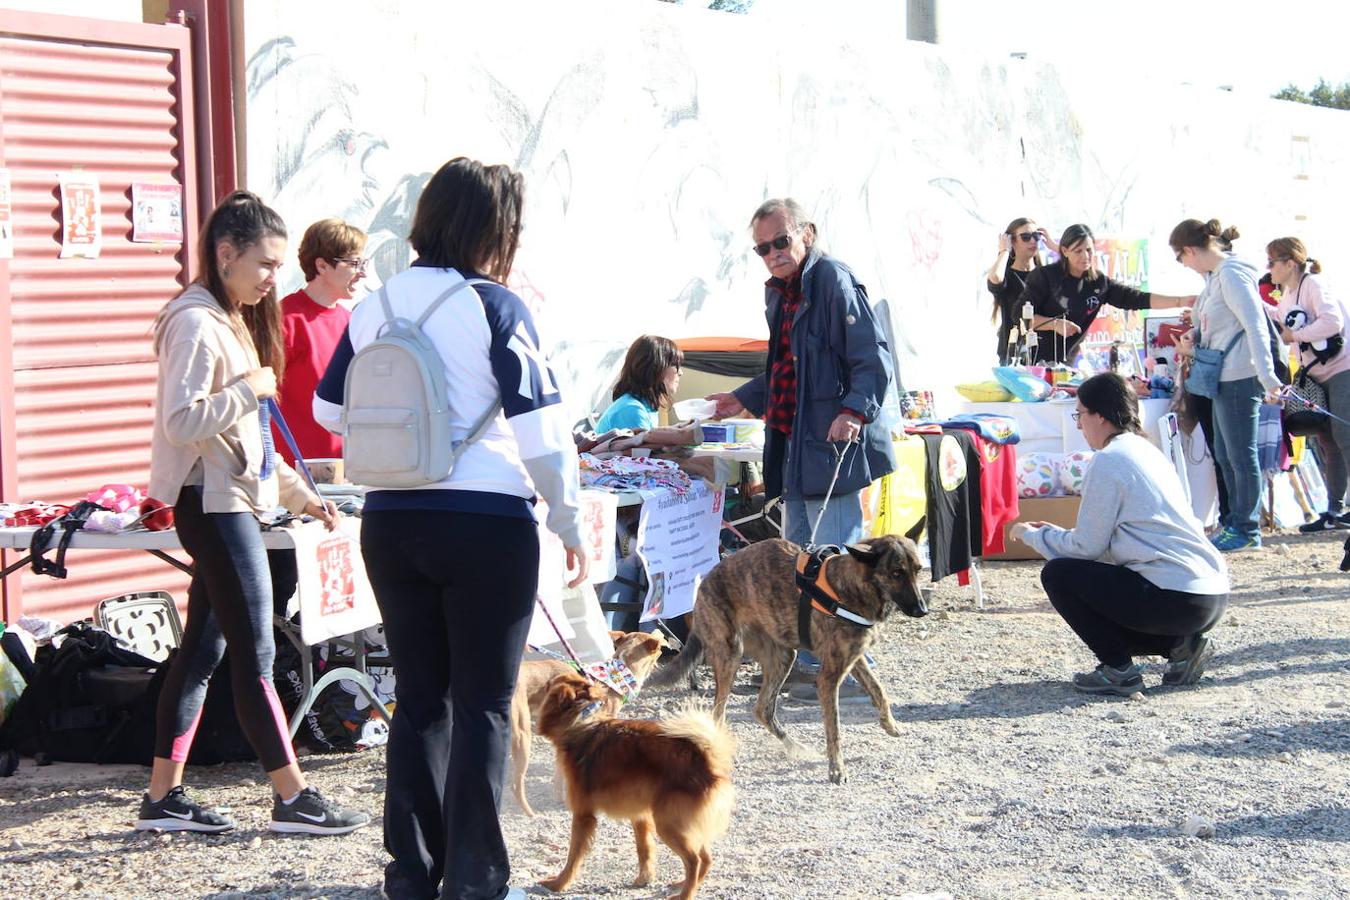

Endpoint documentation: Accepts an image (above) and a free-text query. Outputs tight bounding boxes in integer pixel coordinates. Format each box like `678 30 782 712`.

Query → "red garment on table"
967 434 1019 556
273 289 351 464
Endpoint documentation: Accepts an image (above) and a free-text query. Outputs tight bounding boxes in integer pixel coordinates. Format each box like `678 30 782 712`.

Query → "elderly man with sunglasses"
709 197 896 551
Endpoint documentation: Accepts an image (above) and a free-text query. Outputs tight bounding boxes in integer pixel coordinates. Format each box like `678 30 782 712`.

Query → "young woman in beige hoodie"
134 191 368 836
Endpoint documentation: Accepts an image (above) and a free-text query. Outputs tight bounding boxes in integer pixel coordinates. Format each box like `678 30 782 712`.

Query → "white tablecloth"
957 398 1172 456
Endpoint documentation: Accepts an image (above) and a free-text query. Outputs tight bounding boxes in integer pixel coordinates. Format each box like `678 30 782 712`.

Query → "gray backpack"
341 279 499 488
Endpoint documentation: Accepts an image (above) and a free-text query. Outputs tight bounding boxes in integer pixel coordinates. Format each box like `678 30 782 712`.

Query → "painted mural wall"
243 0 1350 418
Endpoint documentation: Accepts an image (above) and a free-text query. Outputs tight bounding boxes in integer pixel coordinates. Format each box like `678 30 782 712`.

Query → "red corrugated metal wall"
0 12 198 624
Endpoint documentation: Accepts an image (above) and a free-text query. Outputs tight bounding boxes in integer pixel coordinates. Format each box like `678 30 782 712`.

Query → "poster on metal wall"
58 171 102 259
131 182 184 243
0 169 13 260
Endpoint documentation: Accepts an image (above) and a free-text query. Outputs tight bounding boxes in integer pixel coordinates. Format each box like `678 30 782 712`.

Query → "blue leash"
264 397 323 498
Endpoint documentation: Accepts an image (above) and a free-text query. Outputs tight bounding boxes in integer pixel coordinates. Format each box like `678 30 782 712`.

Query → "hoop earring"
223 264 231 279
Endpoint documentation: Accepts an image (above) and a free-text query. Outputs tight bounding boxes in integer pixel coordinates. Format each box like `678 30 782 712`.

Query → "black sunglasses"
753 234 794 257
1016 232 1039 243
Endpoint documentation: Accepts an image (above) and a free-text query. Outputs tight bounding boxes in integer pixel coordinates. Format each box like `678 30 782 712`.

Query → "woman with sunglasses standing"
986 217 1054 364
1268 237 1350 532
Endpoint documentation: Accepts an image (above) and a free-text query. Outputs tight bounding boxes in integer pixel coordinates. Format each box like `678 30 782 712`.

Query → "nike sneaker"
270 786 371 835
135 785 236 833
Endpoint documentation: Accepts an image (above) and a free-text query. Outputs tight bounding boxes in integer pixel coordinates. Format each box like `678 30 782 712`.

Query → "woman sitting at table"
1022 223 1193 364
594 334 683 432
1011 373 1230 696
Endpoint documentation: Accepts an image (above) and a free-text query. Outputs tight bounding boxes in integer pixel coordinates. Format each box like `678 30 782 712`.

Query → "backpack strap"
415 277 483 328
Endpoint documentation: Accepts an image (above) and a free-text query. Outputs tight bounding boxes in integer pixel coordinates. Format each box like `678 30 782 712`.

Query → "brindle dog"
648 534 927 784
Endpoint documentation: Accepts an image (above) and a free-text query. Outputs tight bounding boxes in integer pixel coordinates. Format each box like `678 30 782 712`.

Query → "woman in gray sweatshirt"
1171 219 1281 552
1012 374 1229 696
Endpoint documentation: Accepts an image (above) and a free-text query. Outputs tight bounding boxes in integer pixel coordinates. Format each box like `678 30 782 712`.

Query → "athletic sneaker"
1212 529 1261 552
1163 634 1215 686
135 785 236 833
270 786 371 835
1072 662 1145 696
1298 512 1350 533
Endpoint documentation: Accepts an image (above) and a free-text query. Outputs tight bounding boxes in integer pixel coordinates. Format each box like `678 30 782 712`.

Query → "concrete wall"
242 0 1350 417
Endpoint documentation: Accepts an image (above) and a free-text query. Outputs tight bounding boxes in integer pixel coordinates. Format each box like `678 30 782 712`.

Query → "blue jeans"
782 490 864 548
1211 376 1263 539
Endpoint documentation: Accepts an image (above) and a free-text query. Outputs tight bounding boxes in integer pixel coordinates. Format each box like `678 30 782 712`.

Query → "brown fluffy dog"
536 671 735 900
510 631 666 815
648 534 927 784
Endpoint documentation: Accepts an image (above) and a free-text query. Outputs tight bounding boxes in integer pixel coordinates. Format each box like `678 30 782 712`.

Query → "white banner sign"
290 517 383 644
531 490 616 646
636 481 723 622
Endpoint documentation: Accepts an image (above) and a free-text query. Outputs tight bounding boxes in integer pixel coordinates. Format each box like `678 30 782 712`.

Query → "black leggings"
1041 558 1228 669
361 509 538 900
153 486 295 772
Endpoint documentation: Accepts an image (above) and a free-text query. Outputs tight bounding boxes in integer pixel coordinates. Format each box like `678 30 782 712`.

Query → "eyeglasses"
1070 412 1083 422
1016 232 1039 243
1267 258 1287 268
753 234 794 257
332 256 369 271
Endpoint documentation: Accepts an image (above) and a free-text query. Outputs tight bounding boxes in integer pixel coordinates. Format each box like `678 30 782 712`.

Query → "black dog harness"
30 500 107 579
795 546 875 651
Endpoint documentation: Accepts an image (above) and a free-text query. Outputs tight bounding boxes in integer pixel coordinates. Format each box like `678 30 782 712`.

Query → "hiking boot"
1298 512 1350 533
1072 663 1145 697
135 785 236 833
787 677 873 704
1163 634 1215 686
1212 529 1261 552
270 786 371 835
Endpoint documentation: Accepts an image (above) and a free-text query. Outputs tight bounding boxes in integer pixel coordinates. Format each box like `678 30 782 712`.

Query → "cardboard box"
985 496 1082 561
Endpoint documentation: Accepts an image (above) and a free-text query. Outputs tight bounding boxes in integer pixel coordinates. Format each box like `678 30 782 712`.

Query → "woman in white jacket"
315 158 588 900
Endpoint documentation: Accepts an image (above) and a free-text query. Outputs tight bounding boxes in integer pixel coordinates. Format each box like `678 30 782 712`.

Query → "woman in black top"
1024 223 1193 364
986 216 1054 363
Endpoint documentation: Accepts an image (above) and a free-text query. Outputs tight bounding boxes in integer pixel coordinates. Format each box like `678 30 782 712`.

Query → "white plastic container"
673 397 718 421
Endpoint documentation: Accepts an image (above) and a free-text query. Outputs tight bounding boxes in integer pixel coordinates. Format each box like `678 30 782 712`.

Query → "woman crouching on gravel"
1010 373 1230 696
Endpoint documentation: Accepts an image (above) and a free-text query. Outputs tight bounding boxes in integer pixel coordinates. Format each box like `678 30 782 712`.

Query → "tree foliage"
1273 79 1350 111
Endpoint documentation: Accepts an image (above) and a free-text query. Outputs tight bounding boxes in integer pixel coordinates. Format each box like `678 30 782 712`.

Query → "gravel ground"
2 531 1348 899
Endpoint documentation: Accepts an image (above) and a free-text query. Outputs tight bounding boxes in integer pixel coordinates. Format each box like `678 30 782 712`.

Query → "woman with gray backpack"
314 157 588 900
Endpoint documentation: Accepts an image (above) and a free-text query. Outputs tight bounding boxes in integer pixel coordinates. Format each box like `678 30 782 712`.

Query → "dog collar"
578 701 604 720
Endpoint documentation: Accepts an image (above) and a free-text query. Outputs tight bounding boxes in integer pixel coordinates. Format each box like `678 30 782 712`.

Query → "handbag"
1282 364 1329 436
1185 332 1243 399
